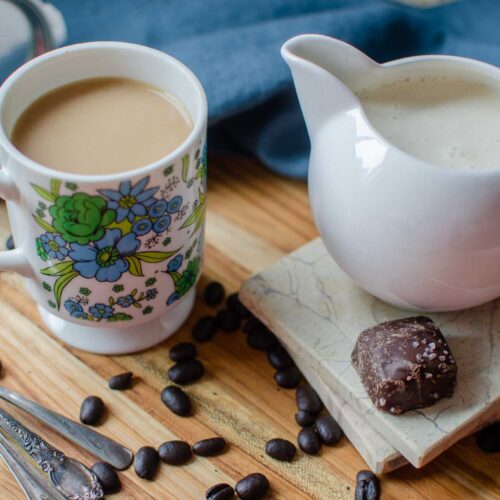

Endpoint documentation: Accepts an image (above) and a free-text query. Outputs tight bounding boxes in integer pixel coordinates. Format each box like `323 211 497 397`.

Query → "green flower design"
42 281 52 292
79 287 91 296
36 237 48 261
163 165 174 176
65 182 78 191
143 306 153 315
176 257 201 296
112 284 124 293
48 300 56 309
49 193 116 245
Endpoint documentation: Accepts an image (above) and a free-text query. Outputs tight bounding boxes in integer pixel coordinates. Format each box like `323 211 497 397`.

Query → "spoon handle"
0 406 103 499
0 428 66 500
0 386 133 470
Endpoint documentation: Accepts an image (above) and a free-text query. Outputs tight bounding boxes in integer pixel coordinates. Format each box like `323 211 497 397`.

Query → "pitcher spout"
281 34 377 137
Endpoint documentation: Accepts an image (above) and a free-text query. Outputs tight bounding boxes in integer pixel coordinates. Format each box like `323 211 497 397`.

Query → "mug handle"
0 168 33 277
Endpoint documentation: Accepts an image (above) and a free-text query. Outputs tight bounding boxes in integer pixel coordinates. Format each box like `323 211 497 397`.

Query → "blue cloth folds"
51 0 500 178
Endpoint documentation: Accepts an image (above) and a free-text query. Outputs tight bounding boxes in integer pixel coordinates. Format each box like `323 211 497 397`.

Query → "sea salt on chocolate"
351 316 457 415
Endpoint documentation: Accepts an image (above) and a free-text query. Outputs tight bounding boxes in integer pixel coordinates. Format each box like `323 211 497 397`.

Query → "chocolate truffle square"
351 316 457 415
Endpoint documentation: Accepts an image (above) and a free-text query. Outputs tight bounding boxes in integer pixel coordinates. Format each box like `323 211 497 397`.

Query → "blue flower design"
117 295 135 308
89 303 114 319
167 196 183 214
98 176 158 223
167 292 179 305
149 200 168 218
167 255 183 273
146 288 158 301
64 300 87 319
153 215 171 234
132 218 153 236
69 228 140 282
40 233 68 261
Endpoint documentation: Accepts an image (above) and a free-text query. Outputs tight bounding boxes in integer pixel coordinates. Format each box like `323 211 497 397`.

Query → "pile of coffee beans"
355 470 380 500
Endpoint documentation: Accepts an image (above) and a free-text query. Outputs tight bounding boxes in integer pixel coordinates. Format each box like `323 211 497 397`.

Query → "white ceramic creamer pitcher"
282 34 500 312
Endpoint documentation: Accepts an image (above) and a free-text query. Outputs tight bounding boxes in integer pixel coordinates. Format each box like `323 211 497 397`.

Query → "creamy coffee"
358 72 500 170
12 77 192 174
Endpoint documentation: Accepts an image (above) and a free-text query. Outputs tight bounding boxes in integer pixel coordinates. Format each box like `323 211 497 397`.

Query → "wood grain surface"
0 155 498 499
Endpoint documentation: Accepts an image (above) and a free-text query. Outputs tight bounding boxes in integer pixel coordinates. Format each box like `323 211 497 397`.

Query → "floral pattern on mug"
31 144 206 322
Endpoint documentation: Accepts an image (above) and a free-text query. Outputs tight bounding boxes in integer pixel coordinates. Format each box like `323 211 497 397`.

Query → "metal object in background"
0 386 134 470
0 0 66 82
0 406 103 499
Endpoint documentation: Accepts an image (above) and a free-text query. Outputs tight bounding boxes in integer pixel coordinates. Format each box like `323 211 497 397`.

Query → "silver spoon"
0 406 103 499
0 428 66 499
0 386 133 469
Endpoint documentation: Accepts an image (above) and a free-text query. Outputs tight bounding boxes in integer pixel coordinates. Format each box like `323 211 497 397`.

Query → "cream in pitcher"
282 35 500 311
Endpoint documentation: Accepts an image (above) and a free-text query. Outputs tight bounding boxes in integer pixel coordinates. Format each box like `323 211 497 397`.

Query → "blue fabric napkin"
50 0 500 178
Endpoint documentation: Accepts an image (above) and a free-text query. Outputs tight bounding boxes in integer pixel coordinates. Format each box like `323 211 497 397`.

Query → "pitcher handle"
0 168 33 277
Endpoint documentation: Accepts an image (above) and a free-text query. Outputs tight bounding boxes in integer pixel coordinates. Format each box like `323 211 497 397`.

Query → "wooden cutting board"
0 155 498 499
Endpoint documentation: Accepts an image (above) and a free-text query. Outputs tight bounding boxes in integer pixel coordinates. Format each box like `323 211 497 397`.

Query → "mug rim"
0 41 208 182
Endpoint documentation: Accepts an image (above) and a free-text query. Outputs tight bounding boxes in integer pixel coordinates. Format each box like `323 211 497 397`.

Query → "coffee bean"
206 483 235 500
158 440 192 465
5 235 14 250
297 427 321 455
169 342 197 362
161 386 191 416
242 317 266 335
134 446 159 480
192 316 218 342
192 437 226 457
356 470 376 483
476 422 500 453
295 384 322 414
355 475 380 500
247 329 278 351
267 345 294 370
108 371 133 390
79 396 105 426
216 309 241 332
274 366 302 389
204 281 225 306
314 415 342 445
235 473 269 499
265 438 296 461
295 410 316 427
168 359 204 385
226 293 250 318
91 461 121 494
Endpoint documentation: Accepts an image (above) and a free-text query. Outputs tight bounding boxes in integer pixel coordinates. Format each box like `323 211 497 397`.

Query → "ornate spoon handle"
0 386 133 470
0 429 66 500
0 407 103 500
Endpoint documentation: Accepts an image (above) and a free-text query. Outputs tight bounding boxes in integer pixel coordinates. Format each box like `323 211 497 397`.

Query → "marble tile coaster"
240 238 500 468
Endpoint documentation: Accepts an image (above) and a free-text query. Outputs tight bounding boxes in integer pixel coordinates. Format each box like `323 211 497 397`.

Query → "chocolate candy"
314 415 342 445
216 309 241 332
295 410 316 427
351 316 457 415
226 293 250 318
297 427 321 455
274 366 302 389
476 422 500 453
355 470 380 500
267 345 294 370
295 384 322 414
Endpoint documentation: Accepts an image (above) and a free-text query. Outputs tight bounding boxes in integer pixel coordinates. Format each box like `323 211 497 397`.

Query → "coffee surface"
358 72 500 170
12 77 192 175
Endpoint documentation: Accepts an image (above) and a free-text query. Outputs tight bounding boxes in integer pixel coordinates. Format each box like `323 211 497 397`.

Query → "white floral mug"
0 42 207 354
